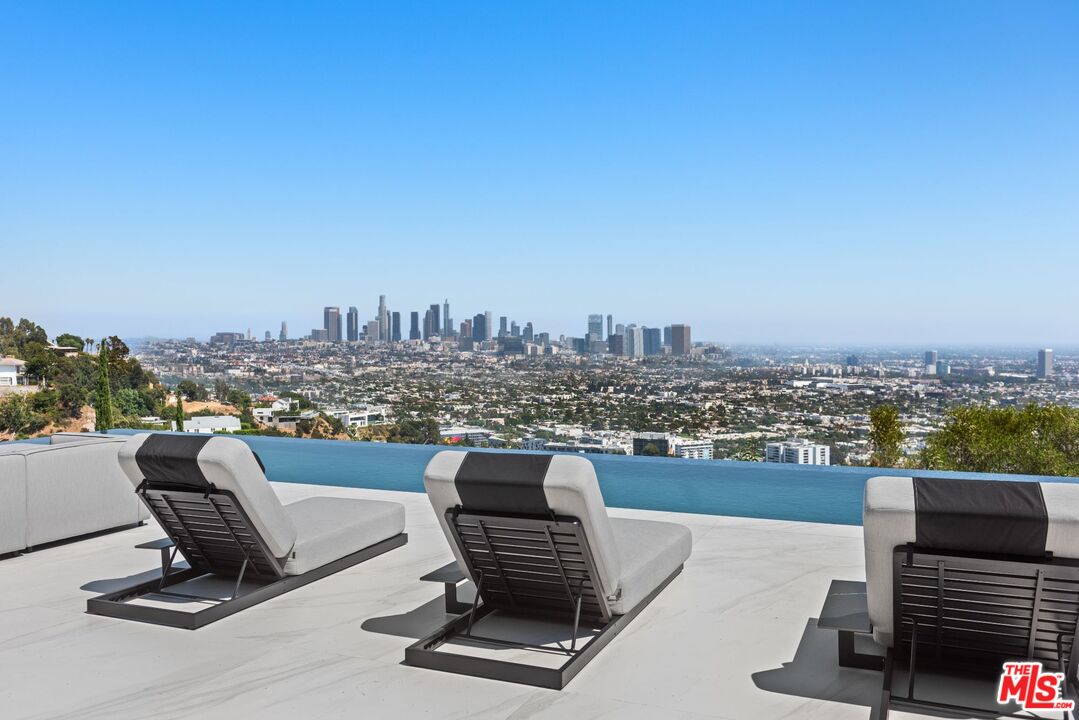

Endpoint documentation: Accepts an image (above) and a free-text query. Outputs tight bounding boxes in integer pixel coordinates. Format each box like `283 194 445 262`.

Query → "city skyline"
4 4 1078 345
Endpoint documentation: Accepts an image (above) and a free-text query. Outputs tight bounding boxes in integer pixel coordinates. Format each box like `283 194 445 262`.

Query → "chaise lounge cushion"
283 496 406 575
864 475 1079 647
608 518 692 615
424 450 691 615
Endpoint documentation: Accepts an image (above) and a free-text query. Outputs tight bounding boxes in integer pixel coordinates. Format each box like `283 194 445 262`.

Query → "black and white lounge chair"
405 450 692 689
87 433 407 629
819 475 1079 719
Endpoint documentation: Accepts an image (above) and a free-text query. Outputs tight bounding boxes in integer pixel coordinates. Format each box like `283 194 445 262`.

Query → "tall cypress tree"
175 392 185 432
94 338 114 433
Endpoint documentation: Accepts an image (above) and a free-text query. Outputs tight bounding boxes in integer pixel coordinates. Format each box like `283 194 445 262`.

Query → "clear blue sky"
2 2 1077 345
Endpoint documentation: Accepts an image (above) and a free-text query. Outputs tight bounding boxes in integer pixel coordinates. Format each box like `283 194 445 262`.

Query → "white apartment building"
180 416 242 434
673 440 714 460
520 436 549 451
765 438 830 465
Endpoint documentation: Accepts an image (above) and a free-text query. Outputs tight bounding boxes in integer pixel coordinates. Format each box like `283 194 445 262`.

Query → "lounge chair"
87 433 407 629
405 450 692 689
818 475 1079 718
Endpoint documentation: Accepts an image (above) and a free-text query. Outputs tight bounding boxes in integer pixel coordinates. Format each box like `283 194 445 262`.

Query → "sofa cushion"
0 454 27 554
282 497 405 576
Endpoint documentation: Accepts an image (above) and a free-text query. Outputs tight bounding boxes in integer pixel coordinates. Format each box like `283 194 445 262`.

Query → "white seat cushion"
608 518 692 615
282 497 405 576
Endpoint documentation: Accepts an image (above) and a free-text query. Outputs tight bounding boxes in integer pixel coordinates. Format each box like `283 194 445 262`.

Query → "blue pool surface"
67 431 1076 526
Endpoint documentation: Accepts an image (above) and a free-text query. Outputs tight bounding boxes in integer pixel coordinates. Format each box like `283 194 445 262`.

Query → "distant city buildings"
210 332 245 345
643 327 662 356
1038 348 1054 379
633 432 670 456
279 322 288 342
671 324 691 355
442 299 451 338
378 296 389 342
472 313 487 342
409 312 420 341
673 440 714 460
765 438 830 465
391 312 401 342
346 306 359 342
924 350 938 375
323 306 342 342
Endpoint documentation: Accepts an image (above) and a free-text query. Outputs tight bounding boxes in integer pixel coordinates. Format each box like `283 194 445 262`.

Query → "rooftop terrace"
3 436 1071 719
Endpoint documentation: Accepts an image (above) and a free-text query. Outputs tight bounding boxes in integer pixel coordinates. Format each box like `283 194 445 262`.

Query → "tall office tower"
608 333 624 356
376 295 388 342
588 314 603 340
523 322 534 342
264 330 271 341
409 311 420 340
1037 349 1054 379
484 311 493 341
923 350 938 374
624 326 644 357
606 315 613 337
365 320 379 340
443 299 451 337
474 313 487 343
429 304 441 336
391 312 401 341
323 307 342 342
499 316 508 338
643 327 662 356
279 321 288 341
671 324 691 355
510 321 520 337
246 328 252 341
423 309 433 339
663 326 672 347
615 323 625 336
346 306 359 342
461 319 472 339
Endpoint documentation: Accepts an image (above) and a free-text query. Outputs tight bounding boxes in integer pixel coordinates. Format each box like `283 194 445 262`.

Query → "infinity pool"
91 431 1073 526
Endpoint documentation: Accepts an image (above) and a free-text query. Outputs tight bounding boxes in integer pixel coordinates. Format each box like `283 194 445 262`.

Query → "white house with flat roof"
179 415 242 433
0 357 27 387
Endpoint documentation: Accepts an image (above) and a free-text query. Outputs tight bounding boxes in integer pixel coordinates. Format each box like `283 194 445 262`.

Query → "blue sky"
2 2 1077 345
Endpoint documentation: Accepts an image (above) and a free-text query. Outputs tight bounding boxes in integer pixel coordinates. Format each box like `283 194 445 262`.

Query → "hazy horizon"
4 3 1077 345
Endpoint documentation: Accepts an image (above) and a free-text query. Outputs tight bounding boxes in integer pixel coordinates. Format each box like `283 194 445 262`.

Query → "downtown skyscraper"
409 311 420 340
323 306 342 342
346 306 359 342
377 295 389 342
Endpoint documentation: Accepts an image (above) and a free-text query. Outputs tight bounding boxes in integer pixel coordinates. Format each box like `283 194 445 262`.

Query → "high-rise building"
936 360 951 376
391 312 401 342
510 321 520 337
460 319 472 339
310 328 329 342
663 326 672 347
523 322 534 342
346 306 359 342
615 323 625 336
499 316 508 338
671 324 691 355
632 432 670 456
1037 349 1054 379
625 325 644 358
429 304 441 337
924 350 938 375
472 313 486 342
484 311 493 341
443 299 451 338
643 327 662 356
423 309 434 339
263 330 271 341
588 314 603 340
365 320 379 340
279 321 288 341
765 438 830 465
409 311 420 340
323 307 342 342
606 315 613 337
378 295 389 342
607 333 624 355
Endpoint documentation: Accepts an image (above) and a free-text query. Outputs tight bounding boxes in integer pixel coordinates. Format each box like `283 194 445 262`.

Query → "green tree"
214 379 229 401
177 380 207 401
54 333 85 351
175 393 185 432
641 442 662 456
868 404 904 467
919 404 1079 476
114 388 148 417
0 395 47 436
94 339 114 432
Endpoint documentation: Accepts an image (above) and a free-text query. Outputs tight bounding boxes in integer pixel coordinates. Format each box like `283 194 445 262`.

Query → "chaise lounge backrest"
864 475 1079 647
424 450 622 603
118 433 297 559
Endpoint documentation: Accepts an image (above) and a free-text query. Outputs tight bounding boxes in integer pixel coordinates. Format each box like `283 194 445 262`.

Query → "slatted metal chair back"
447 509 611 624
893 548 1079 674
142 486 284 580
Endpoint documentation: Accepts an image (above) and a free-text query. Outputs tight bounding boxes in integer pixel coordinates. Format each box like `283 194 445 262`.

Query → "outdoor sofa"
0 432 148 556
819 475 1079 719
86 432 408 629
405 450 692 689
